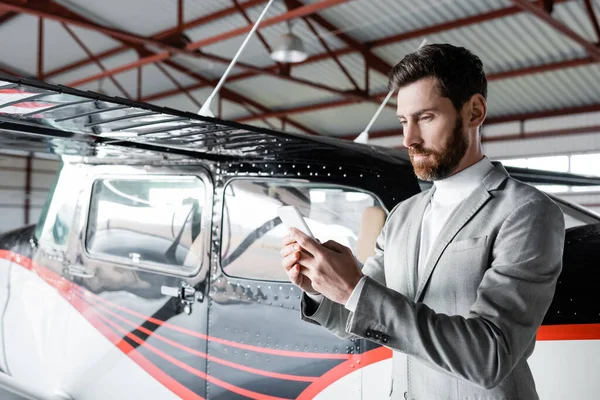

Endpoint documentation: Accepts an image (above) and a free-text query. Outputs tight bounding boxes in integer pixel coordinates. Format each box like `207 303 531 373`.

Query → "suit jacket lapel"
405 188 435 300
414 184 491 302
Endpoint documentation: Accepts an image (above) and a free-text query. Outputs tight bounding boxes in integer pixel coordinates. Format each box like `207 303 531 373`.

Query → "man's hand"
281 233 319 294
282 228 363 304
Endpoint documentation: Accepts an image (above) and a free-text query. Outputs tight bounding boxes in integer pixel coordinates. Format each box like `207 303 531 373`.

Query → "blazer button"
382 335 390 343
373 332 381 340
365 329 372 337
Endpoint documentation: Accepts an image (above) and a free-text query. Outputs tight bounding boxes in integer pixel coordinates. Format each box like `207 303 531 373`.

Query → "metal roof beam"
234 56 598 123
21 0 346 83
380 124 600 145
61 22 132 99
303 15 361 92
43 0 267 78
2 0 370 104
511 0 600 61
42 0 568 82
0 9 18 26
9 0 317 136
481 124 600 143
141 1 575 104
154 56 318 135
285 0 392 77
232 0 285 73
485 103 600 124
583 0 600 42
347 104 600 142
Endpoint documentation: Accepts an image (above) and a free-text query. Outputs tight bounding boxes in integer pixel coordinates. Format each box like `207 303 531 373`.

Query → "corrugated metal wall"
0 153 60 235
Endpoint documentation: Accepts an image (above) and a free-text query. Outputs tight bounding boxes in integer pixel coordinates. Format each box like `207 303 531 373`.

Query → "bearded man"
280 44 565 400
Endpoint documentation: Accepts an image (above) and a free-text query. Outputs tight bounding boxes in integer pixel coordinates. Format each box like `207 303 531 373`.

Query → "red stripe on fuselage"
3 250 600 400
89 305 290 400
55 260 206 400
537 324 600 341
0 250 349 359
73 284 349 360
4 250 599 342
76 290 317 383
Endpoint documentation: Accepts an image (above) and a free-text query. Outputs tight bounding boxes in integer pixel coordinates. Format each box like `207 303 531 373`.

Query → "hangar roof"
0 0 598 139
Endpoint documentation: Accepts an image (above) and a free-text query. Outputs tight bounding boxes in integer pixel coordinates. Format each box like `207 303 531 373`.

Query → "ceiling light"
271 32 308 63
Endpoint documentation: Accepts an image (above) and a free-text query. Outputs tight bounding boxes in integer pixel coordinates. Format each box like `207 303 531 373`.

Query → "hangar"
0 1 599 399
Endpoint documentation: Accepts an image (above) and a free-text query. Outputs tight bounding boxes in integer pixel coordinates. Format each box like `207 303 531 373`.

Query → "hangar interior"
0 2 599 400
1 0 600 234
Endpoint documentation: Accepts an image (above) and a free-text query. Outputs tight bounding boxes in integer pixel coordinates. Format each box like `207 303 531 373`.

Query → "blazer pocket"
446 236 487 252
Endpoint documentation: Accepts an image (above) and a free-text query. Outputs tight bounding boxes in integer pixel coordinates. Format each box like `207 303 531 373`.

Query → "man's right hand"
280 233 319 295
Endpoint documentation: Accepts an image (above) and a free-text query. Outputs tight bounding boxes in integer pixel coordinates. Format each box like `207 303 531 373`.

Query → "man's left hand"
287 228 363 305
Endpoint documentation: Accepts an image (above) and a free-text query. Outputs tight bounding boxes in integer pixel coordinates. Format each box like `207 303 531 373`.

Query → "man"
280 44 564 399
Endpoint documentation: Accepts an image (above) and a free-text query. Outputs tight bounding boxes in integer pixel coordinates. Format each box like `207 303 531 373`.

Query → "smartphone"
277 205 315 239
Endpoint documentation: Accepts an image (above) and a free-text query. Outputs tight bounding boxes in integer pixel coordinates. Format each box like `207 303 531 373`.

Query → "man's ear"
467 94 487 128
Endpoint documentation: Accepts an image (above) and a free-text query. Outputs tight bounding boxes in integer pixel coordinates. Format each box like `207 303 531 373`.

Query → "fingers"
282 234 296 246
281 250 300 271
287 264 302 285
288 228 321 256
321 240 349 254
280 243 299 259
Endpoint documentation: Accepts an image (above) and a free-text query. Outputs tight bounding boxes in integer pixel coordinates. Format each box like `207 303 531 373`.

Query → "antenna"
199 0 276 117
354 39 428 144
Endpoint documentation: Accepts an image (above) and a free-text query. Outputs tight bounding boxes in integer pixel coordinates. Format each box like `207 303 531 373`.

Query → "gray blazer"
302 163 565 400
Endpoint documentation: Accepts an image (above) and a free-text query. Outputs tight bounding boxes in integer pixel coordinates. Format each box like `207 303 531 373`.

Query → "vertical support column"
38 17 44 79
24 155 32 225
364 52 370 96
137 65 142 101
178 0 184 30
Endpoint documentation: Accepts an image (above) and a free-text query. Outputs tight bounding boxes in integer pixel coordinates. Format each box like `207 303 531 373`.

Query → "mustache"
408 146 435 156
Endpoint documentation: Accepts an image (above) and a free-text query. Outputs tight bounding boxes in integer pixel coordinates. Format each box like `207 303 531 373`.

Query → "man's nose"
402 122 422 148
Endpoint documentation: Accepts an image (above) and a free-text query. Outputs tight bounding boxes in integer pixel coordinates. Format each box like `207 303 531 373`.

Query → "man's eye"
420 115 432 122
399 120 407 126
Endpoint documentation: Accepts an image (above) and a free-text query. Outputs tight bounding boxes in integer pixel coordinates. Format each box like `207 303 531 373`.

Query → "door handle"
161 283 201 314
67 265 96 279
44 248 69 266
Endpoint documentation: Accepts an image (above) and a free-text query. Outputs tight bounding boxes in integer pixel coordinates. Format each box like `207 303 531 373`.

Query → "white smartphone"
277 205 315 239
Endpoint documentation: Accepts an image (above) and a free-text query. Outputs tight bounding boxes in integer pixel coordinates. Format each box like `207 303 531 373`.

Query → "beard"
408 115 469 181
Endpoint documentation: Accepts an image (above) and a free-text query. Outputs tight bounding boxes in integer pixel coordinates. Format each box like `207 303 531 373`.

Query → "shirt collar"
432 156 494 204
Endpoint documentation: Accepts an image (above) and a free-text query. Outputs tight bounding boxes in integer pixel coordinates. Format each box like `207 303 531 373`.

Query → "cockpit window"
220 180 385 282
86 177 205 274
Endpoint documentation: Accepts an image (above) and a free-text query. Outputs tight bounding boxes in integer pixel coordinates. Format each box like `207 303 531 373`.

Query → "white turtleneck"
343 156 495 311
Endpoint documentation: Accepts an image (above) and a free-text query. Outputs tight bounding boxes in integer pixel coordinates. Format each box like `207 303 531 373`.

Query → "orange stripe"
297 347 393 400
68 288 205 400
92 308 290 400
76 291 317 383
537 324 600 341
74 285 349 360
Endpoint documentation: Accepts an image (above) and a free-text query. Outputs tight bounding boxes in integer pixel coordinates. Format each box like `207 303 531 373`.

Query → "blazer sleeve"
299 205 392 339
345 198 565 389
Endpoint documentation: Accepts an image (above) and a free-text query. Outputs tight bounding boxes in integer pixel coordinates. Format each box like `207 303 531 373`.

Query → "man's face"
396 77 469 181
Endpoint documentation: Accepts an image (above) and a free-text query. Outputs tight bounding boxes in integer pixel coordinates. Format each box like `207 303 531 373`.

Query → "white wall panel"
0 211 26 235
483 132 600 159
0 155 60 234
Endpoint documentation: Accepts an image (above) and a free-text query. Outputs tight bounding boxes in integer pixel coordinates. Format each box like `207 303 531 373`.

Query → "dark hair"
388 43 487 111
